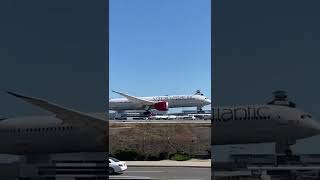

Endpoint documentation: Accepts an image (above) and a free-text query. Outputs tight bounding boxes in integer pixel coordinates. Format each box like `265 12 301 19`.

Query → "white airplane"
109 90 211 115
213 91 320 155
1 90 320 157
0 92 108 154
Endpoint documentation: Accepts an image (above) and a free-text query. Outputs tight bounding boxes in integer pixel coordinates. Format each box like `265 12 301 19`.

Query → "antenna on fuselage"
267 90 296 108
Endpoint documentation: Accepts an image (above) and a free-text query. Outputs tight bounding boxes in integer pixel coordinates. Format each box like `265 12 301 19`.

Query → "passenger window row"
11 126 74 133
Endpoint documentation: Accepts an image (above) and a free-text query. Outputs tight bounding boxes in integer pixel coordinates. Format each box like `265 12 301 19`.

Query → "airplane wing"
112 90 155 106
7 92 107 129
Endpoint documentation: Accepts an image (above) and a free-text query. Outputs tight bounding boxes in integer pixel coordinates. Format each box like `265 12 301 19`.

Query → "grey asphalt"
116 166 211 180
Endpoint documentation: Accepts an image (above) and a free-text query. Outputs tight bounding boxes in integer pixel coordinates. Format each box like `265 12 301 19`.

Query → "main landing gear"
143 111 151 116
143 105 152 116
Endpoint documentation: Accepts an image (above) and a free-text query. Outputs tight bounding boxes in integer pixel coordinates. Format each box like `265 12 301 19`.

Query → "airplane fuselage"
0 115 107 154
212 104 320 145
1 104 320 154
109 94 211 111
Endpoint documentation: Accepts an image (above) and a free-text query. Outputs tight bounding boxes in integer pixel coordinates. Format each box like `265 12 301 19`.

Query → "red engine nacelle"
154 101 169 111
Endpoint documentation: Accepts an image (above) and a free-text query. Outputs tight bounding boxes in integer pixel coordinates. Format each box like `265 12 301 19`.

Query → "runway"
109 120 211 124
115 166 211 180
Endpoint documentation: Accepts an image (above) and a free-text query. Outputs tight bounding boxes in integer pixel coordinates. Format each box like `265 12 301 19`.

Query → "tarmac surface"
115 166 211 180
126 159 211 167
110 159 211 180
109 119 211 124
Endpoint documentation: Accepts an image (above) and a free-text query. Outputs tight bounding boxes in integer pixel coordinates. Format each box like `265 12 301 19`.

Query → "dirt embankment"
109 121 211 157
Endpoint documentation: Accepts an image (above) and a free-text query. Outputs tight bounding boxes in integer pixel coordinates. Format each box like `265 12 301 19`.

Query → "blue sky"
109 0 211 108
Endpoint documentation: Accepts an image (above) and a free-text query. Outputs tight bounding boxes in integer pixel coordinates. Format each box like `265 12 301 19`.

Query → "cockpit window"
301 114 312 119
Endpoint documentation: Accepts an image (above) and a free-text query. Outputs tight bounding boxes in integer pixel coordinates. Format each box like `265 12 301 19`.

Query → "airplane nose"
304 119 320 136
206 99 211 105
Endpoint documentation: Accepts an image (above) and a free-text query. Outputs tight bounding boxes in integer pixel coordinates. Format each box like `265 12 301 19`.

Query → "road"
114 166 211 180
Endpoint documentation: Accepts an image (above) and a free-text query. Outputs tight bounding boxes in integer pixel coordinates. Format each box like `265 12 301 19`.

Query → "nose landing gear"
197 106 204 113
275 139 295 156
274 139 297 165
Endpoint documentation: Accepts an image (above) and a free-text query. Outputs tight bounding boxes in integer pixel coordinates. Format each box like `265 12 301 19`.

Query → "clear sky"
109 0 211 111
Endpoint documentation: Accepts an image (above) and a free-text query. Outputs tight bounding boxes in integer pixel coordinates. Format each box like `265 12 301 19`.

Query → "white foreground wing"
7 92 107 128
112 90 155 105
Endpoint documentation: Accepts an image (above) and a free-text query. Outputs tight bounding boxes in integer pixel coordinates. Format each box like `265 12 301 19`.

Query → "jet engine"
154 101 169 111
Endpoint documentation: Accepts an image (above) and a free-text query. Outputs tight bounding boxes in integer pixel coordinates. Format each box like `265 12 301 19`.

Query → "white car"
109 157 127 174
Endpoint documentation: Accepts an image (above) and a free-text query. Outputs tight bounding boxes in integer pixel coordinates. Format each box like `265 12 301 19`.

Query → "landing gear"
197 106 204 113
274 139 296 166
142 105 152 116
275 139 294 156
143 111 151 116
